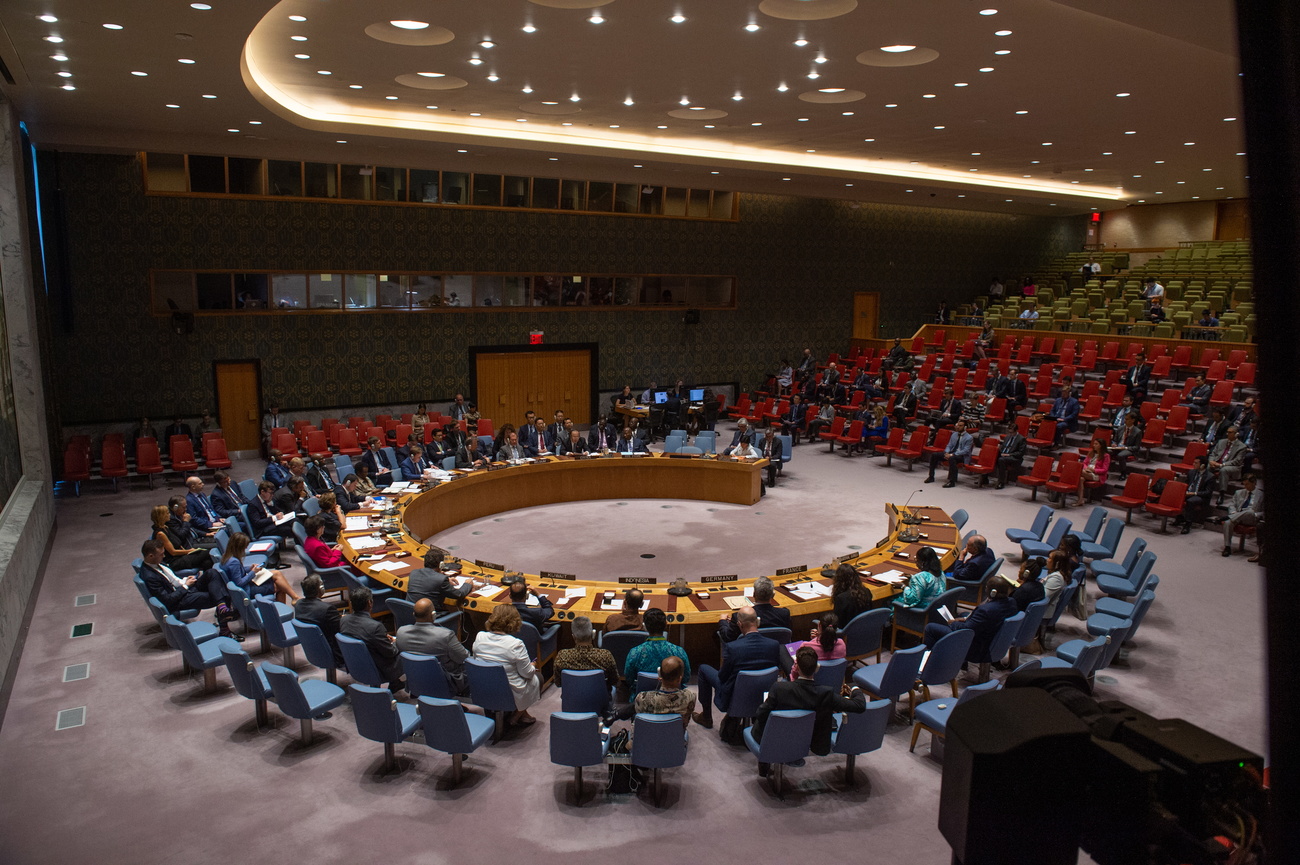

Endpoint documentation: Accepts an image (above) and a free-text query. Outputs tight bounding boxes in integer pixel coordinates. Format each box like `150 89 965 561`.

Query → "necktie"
1242 492 1252 510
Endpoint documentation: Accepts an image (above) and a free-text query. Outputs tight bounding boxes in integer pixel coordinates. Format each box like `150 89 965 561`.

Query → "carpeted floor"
0 430 1265 865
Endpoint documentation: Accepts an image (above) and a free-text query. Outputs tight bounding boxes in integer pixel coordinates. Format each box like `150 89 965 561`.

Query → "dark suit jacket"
587 423 619 452
295 596 344 664
557 437 589 457
455 444 488 469
512 595 555 631
615 436 648 454
360 449 395 479
719 603 793 642
998 433 1026 462
951 548 995 584
273 485 302 516
398 456 429 481
163 423 192 450
246 496 286 538
264 461 290 486
140 561 194 612
210 484 247 519
186 492 221 531
752 678 867 755
406 567 472 611
717 632 790 708
1008 379 1028 407
336 486 365 512
340 613 403 684
951 596 1019 662
304 464 333 496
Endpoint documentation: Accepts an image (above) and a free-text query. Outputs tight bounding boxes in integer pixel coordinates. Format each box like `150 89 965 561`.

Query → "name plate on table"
475 559 505 571
833 554 856 565
541 571 577 582
699 574 739 584
776 565 808 577
619 576 656 585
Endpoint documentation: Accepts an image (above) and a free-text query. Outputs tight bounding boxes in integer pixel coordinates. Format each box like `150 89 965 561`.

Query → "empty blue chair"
678 445 704 455
1013 657 1041 673
401 652 455 700
386 597 417 630
262 661 346 744
465 657 519 741
220 644 274 728
1004 505 1053 545
301 496 321 517
756 626 793 645
1091 537 1147 579
1094 580 1158 621
743 709 815 798
550 711 610 803
631 713 688 806
442 455 457 471
1060 617 1132 675
382 446 400 475
727 666 780 728
419 696 496 786
600 630 649 677
831 698 891 786
892 586 963 650
1039 635 1109 678
952 508 970 531
1072 506 1107 544
915 628 975 706
813 658 847 690
662 436 685 454
976 611 1025 683
910 679 1000 753
225 581 269 651
773 433 792 473
162 615 240 693
147 596 215 673
334 454 354 480
1089 590 1156 646
350 683 421 772
336 633 386 688
1007 598 1051 669
238 478 259 501
519 620 561 673
1096 551 1156 600
852 643 926 719
1080 515 1124 561
1020 517 1072 560
560 668 612 714
294 620 339 685
254 595 300 667
844 607 892 664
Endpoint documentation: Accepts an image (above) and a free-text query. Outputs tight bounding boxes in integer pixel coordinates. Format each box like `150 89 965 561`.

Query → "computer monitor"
653 391 669 405
689 388 704 402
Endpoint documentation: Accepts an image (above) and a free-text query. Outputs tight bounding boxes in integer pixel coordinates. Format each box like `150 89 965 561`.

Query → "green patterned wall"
49 152 1083 423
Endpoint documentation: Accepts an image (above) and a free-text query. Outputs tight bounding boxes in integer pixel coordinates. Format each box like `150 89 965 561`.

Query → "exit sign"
529 330 544 345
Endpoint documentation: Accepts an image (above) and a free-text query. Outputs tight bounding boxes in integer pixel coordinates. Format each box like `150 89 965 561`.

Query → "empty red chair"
476 418 495 438
1025 420 1057 453
62 448 91 496
819 416 846 446
1207 380 1234 410
927 329 946 347
1078 428 1112 455
727 395 752 419
274 432 299 455
983 397 1007 429
1164 406 1191 441
168 434 190 455
1029 373 1053 401
833 419 864 454
349 416 367 429
875 428 907 464
1139 418 1166 460
364 426 385 446
204 437 233 470
1016 455 1054 501
963 440 1001 485
1224 349 1247 373
374 414 392 427
1204 360 1228 384
891 372 911 394
100 439 128 492
292 419 312 435
1149 355 1172 385
170 440 199 473
1077 395 1104 427
1147 344 1167 360
1110 473 1150 524
393 423 413 445
305 430 331 461
836 391 865 415
1192 348 1221 375
1139 401 1159 424
764 399 790 425
1045 459 1084 502
1101 384 1127 413
136 439 164 489
337 428 363 456
1102 368 1123 388
1098 341 1120 369
1171 441 1209 474
1169 345 1193 377
1154 389 1180 418
910 335 926 354
1077 349 1098 373
1015 343 1033 365
1144 480 1188 532
922 428 953 459
1033 337 1056 360
1233 362 1256 394
892 427 930 470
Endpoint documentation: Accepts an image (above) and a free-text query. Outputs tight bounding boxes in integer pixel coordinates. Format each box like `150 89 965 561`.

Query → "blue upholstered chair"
636 670 660 693
813 658 847 689
891 586 963 651
560 669 612 714
853 643 926 719
350 683 421 772
162 615 240 693
598 630 648 678
1072 506 1107 544
291 521 351 595
294 620 339 685
1007 598 1051 669
261 661 346 745
915 627 975 706
254 595 300 667
756 626 793 645
743 709 815 798
401 652 455 700
220 644 274 728
1095 551 1156 600
631 713 688 807
1091 537 1148 579
1080 515 1125 561
976 611 1025 683
419 696 496 786
726 666 780 728
465 657 518 741
386 597 417 630
910 679 1000 753
549 711 609 804
1020 518 1072 560
843 607 891 664
952 508 970 531
225 581 269 652
1039 635 1110 678
830 698 892 787
335 633 385 688
1005 505 1054 546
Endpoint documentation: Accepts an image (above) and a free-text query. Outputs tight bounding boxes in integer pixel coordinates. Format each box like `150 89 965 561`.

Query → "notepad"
786 581 832 601
272 512 296 526
565 587 588 600
724 595 750 610
345 516 370 531
367 560 408 573
937 606 956 623
865 569 908 585
349 536 385 550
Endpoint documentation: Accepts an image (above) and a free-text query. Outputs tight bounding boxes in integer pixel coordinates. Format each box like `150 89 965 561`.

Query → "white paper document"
865 569 907 584
937 606 956 623
349 536 385 550
345 516 371 531
786 581 832 601
367 560 408 573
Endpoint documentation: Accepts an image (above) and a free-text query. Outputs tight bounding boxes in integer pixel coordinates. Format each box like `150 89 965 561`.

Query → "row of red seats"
61 433 232 494
270 415 493 461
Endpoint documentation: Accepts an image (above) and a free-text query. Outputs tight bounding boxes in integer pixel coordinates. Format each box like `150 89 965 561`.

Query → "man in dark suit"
455 435 489 469
924 387 963 429
781 395 807 445
508 578 554 631
1005 367 1029 409
138 539 237 636
303 458 334 496
523 419 553 457
1174 456 1215 534
273 477 307 516
718 577 791 642
424 428 452 464
615 427 648 454
398 445 430 481
163 416 192 454
264 450 291 487
406 550 480 611
722 418 753 455
359 436 396 484
993 427 1027 489
547 410 567 445
294 573 343 664
1045 387 1081 444
335 474 367 512
587 415 619 453
395 598 470 696
926 419 974 487
948 534 995 584
557 428 589 458
496 431 529 462
1200 407 1230 446
757 427 784 487
184 476 225 532
1120 352 1151 403
447 393 468 421
339 587 404 692
693 606 792 729
751 646 867 768
210 470 248 519
248 480 295 547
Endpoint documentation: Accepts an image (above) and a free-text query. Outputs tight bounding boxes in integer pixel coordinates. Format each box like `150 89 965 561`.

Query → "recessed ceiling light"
480 40 494 48
1217 187 1225 190
468 57 483 65
794 38 808 47
569 94 580 102
733 93 744 101
671 14 686 24
634 164 643 168
165 103 179 108
57 71 72 78
1224 117 1237 121
388 96 399 100
713 171 722 175
1203 167 1213 171
806 149 816 153
425 104 437 109
814 55 827 64
954 82 968 87
349 84 363 89
679 96 690 105
623 96 634 106
391 20 430 31
291 35 307 41
703 124 715 128
202 93 216 98
807 72 820 79
922 94 936 98
589 13 605 24
521 85 533 93
1030 160 1040 164
1237 152 1246 155
541 101 558 105
249 120 262 125
336 140 347 144
864 138 875 141
178 58 196 64
316 70 331 75
979 9 998 16
819 88 845 93
745 23 761 32
979 66 995 72
884 103 898 108
688 106 706 111
518 119 528 122
131 70 148 76
1005 199 1013 202
562 122 573 126
881 45 915 53
1184 141 1196 145
1116 92 1131 97
38 14 57 23
102 23 124 30
777 83 789 92
782 178 791 181
1102 151 1113 155
549 157 558 161
1154 160 1165 163
487 74 498 81
50 54 67 61
1084 168 1093 171
227 128 240 133
417 72 445 78
1132 175 1142 178
797 117 809 122
906 189 913 192
995 30 1012 36
841 111 854 116
656 124 667 128
752 122 762 126
43 36 63 43
190 3 211 9
289 15 307 23
294 54 310 59
1041 142 1052 146
1015 110 1028 115
1177 181 1186 184
61 84 75 90
971 152 981 155
1023 175 1031 178
934 125 945 129
994 49 1010 55
1125 130 1136 134
522 24 536 33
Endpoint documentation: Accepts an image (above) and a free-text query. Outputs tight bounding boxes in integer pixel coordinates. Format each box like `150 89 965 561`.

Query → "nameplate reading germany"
541 571 577 582
618 577 656 585
475 559 505 571
776 565 807 577
699 574 739 584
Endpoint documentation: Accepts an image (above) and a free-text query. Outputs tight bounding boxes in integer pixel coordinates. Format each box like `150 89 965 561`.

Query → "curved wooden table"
339 455 960 659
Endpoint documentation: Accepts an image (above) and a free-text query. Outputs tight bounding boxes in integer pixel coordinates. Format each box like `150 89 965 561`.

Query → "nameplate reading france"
618 577 656 585
541 571 577 582
475 559 505 571
699 574 739 584
776 565 807 577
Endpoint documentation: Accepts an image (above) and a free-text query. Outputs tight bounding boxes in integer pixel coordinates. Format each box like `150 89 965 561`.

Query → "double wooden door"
475 349 591 429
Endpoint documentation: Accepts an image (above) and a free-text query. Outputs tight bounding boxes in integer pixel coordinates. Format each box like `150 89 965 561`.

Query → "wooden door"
213 361 261 453
853 291 880 340
476 349 591 430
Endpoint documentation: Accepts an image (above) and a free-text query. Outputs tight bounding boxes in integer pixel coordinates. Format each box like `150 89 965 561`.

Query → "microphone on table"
898 489 924 542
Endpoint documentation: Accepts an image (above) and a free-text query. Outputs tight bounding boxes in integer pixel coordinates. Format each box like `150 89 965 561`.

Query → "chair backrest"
1097 620 1134 671
464 657 519 713
876 643 927 699
631 713 688 769
599 630 649 671
983 612 1025 664
549 711 607 769
336 633 385 687
1079 506 1106 540
919 628 975 687
1157 480 1187 507
1026 505 1053 539
137 440 162 468
1090 517 1125 557
419 696 482 755
238 478 259 500
1015 599 1051 648
752 710 816 765
813 658 847 690
220 645 270 701
293 620 337 673
386 597 417 629
1116 473 1149 502
831 698 891 757
1039 517 1073 550
401 652 454 700
225 582 266 634
729 666 780 719
254 596 297 646
262 662 312 716
952 508 969 531
842 607 891 658
1070 635 1111 677
560 668 610 714
349 683 409 744
756 626 792 645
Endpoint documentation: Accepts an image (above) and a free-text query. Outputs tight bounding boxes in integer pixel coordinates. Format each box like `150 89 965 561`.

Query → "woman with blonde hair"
472 603 541 725
150 504 213 570
218 532 299 604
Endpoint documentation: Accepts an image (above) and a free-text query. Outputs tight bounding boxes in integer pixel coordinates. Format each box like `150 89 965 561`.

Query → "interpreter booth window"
642 276 687 305
613 277 640 306
410 168 439 203
196 273 235 309
268 160 303 196
475 276 503 307
444 274 471 307
504 176 530 207
532 177 560 209
345 274 377 309
271 274 307 309
587 182 614 213
613 183 638 213
144 153 187 192
235 273 269 309
377 275 408 309
638 186 663 215
340 166 373 201
560 179 584 210
473 174 502 207
374 167 405 202
587 277 613 306
531 275 563 306
308 274 343 309
561 277 586 305
228 158 263 195
304 162 338 199
442 172 468 204
188 155 225 194
152 271 194 313
408 275 444 308
687 276 735 306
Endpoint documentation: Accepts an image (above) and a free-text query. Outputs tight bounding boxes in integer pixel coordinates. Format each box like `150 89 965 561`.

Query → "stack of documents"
786 581 833 601
864 569 907 585
349 536 385 550
345 516 371 531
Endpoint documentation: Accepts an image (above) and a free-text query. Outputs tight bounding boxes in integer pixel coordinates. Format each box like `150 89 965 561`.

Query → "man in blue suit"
1046 387 1081 444
184 476 225 532
209 470 248 519
948 534 995 584
522 418 554 457
693 607 792 730
359 436 395 484
925 419 974 488
399 444 430 481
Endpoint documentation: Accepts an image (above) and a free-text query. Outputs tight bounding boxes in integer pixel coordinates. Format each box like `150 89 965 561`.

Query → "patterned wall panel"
49 153 1083 423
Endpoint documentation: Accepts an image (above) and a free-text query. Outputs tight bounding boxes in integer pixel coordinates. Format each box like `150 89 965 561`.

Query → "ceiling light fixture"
1124 130 1136 134
954 82 968 87
569 94 580 102
979 66 995 72
349 84 362 89
880 45 915 53
468 57 483 65
289 15 307 23
388 96 399 100
291 35 308 42
61 83 75 90
745 23 760 32
165 103 179 108
794 38 808 47
994 49 1010 55
1184 141 1196 145
316 70 331 75
227 128 240 133
733 92 743 101
1015 110 1028 114
178 58 195 64
995 29 1012 35
57 71 71 78
797 117 809 122
934 125 945 129
864 138 875 141
43 36 63 43
487 74 498 81
807 72 820 79
50 54 67 61
202 93 216 98
884 103 898 108
480 40 494 48
249 120 262 125
679 96 690 105
752 122 763 126
671 14 686 24
624 96 634 106
814 55 827 63
521 85 533 93
522 24 536 33
294 54 309 59
190 3 211 9
777 83 788 92
979 9 998 15
418 72 445 78
131 70 148 76
841 111 854 116
425 105 438 109
38 14 57 23
589 12 605 24
391 20 429 30
1224 117 1237 121
102 23 124 30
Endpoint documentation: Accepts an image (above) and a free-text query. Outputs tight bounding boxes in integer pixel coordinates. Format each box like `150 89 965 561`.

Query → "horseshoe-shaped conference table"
339 454 960 659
